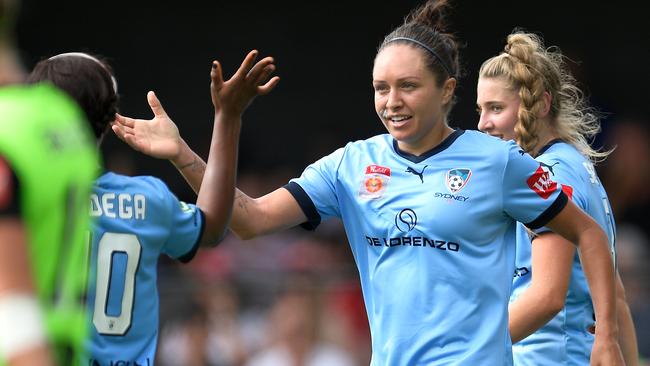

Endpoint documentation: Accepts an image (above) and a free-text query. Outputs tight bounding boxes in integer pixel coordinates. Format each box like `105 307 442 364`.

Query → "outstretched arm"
545 200 624 366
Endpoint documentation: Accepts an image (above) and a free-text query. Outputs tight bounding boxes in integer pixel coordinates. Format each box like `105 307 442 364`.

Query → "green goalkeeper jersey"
0 83 99 365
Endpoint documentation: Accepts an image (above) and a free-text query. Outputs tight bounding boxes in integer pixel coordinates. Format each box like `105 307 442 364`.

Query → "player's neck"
530 126 561 157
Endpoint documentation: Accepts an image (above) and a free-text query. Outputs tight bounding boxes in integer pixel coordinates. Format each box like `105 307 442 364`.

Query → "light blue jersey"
85 172 204 366
285 130 568 365
511 140 616 365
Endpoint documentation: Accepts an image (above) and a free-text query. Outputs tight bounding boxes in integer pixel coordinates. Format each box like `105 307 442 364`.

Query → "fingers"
147 91 168 118
111 123 143 152
232 50 259 80
257 75 280 95
210 60 224 90
114 113 136 128
211 50 278 95
111 123 132 142
249 57 276 84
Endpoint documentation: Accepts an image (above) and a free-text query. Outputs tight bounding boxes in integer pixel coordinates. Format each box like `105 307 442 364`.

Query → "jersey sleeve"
501 142 568 229
151 178 204 263
0 155 20 217
284 147 345 230
531 153 587 235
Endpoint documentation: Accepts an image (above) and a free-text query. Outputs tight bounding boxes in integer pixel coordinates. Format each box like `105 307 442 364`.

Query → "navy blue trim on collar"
392 129 465 163
525 191 568 229
536 139 564 156
283 181 321 231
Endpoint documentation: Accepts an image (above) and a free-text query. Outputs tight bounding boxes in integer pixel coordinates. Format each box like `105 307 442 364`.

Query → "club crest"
445 168 472 193
359 164 391 199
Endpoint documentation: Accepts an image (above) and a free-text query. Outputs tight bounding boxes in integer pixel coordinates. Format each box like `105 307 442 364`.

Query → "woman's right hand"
112 91 185 161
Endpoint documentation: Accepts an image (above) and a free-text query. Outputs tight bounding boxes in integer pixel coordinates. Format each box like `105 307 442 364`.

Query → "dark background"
14 0 649 198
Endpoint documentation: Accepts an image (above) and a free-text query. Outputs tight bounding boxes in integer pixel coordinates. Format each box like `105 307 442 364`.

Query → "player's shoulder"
452 130 519 166
460 129 514 150
539 141 585 163
342 134 394 155
95 172 172 199
537 141 589 174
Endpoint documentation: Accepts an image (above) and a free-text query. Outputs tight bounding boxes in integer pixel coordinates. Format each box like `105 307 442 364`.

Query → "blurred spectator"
616 224 650 360
245 273 355 366
599 119 650 236
157 277 250 366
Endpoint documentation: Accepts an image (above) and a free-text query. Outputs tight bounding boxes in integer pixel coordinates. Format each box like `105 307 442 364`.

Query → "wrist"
170 139 194 168
594 322 619 339
213 111 243 131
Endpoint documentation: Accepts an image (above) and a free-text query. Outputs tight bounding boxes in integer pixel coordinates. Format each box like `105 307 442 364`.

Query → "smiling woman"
372 43 457 155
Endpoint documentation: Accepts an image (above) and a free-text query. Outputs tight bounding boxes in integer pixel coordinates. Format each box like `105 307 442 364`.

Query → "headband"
48 52 118 93
386 37 453 77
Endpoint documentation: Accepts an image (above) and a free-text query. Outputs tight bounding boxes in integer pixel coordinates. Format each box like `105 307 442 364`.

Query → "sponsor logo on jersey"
527 164 558 199
365 235 460 252
364 208 460 252
445 168 472 193
406 165 428 183
395 208 417 232
540 161 559 175
359 164 391 199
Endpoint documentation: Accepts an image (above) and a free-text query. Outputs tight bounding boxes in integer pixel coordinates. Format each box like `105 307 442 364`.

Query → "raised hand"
209 49 280 117
111 91 184 161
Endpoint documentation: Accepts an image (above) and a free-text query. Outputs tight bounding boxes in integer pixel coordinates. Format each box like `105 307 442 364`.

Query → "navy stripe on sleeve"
283 181 321 231
525 191 568 229
178 208 205 263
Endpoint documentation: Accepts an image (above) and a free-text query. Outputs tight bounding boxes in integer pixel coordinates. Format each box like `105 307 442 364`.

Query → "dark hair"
378 0 460 83
26 52 119 141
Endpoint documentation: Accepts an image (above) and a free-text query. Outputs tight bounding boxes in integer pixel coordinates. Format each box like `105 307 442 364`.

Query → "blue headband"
386 37 453 77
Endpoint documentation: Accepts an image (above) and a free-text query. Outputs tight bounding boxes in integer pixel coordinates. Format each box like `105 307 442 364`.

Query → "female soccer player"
27 50 278 365
476 30 638 365
113 1 623 364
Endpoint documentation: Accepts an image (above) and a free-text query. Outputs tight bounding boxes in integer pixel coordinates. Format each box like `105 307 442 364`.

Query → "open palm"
112 91 183 160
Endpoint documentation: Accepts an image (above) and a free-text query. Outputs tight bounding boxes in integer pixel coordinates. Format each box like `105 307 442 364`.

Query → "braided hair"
479 31 608 161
